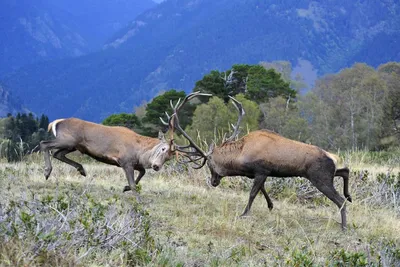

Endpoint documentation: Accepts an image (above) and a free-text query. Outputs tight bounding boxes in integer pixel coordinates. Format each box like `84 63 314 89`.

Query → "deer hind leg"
310 175 347 231
241 175 267 217
53 148 86 176
260 186 274 211
40 140 57 179
335 167 352 202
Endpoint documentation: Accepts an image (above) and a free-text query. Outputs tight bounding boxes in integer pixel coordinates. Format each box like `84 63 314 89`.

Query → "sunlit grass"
0 151 399 266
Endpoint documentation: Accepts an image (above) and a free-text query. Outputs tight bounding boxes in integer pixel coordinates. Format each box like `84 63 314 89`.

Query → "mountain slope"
50 0 156 50
2 0 400 122
0 0 155 74
0 83 27 116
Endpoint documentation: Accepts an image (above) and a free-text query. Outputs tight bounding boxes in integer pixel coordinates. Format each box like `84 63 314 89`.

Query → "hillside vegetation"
0 152 399 266
102 62 400 151
2 0 399 121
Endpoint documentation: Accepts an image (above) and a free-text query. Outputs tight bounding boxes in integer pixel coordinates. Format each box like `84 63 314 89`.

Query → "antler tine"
159 111 172 126
173 91 212 113
159 117 168 126
225 96 245 143
229 95 245 116
174 144 202 152
178 152 205 165
171 98 181 110
191 158 207 169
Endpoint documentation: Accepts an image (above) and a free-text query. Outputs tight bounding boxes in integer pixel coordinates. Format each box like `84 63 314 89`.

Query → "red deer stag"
40 117 174 192
169 94 352 230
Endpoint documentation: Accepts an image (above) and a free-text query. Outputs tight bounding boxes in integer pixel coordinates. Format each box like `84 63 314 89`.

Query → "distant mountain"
0 0 155 73
0 83 27 117
50 0 156 50
2 0 400 122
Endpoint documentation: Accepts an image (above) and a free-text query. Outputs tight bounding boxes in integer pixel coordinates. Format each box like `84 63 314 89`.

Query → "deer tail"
48 119 65 137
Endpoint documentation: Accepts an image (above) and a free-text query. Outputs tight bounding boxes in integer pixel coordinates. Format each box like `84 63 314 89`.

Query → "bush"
0 186 153 265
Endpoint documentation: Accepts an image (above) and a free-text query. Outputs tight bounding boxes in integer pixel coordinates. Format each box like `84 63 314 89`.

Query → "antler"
224 96 245 143
160 92 212 166
160 111 173 128
172 92 211 155
176 150 207 169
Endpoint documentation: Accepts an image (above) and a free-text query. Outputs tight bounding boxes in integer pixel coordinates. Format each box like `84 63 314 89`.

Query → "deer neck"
211 143 243 176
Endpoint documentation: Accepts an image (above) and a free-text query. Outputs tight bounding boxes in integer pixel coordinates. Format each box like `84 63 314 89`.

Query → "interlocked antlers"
160 92 245 168
160 92 211 168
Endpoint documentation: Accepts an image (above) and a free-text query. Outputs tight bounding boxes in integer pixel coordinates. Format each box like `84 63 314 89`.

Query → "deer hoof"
268 204 274 211
44 168 52 180
239 212 251 218
78 167 87 177
346 195 352 203
123 185 131 192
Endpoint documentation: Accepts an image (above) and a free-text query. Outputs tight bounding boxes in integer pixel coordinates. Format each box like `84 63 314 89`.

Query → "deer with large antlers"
40 117 174 192
169 93 352 230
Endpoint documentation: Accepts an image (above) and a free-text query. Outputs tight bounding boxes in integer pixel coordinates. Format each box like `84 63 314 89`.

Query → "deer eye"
162 147 166 152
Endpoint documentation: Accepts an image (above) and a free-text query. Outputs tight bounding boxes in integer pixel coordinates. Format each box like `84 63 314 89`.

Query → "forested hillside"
2 0 400 122
101 61 400 152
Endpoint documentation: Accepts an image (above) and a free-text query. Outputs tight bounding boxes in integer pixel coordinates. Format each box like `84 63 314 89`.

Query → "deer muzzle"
210 178 220 187
152 164 160 171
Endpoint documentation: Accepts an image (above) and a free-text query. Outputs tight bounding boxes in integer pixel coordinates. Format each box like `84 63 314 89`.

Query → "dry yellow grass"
0 153 399 266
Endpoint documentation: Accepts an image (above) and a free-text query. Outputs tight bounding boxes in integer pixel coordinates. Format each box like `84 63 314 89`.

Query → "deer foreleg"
122 165 142 201
123 167 146 192
122 165 136 192
134 167 146 184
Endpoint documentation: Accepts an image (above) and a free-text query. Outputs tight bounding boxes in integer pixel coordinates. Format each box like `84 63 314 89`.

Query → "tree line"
103 61 400 152
0 113 51 161
0 61 398 162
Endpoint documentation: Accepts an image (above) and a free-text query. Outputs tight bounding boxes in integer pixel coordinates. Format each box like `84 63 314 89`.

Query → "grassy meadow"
0 151 399 266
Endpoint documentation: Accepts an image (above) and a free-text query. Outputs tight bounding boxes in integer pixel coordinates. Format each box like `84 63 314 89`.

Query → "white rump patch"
51 119 65 137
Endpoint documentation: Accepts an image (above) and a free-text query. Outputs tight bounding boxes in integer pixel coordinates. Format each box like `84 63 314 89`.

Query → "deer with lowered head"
40 116 175 192
168 93 352 230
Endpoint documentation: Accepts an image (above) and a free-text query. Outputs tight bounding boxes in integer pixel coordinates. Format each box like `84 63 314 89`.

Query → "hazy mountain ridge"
108 0 400 94
0 0 87 73
0 83 27 116
0 0 155 74
2 0 399 121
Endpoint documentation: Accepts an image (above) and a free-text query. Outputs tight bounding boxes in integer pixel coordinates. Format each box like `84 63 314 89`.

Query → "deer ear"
158 131 166 141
